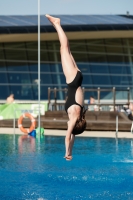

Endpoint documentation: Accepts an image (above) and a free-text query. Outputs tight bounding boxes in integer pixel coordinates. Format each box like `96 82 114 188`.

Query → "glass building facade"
0 38 133 100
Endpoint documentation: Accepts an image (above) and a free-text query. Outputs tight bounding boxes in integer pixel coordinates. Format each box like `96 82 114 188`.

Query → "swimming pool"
0 134 133 200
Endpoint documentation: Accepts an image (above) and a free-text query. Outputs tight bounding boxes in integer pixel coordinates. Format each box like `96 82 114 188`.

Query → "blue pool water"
0 134 133 200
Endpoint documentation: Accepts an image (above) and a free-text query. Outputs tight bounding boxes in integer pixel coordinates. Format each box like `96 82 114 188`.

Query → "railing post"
48 87 51 110
64 88 67 101
113 87 116 111
131 122 133 133
116 114 118 137
127 87 130 107
54 87 57 111
82 87 85 105
97 87 100 111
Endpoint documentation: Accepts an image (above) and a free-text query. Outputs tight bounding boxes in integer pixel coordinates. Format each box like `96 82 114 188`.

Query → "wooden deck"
0 111 132 132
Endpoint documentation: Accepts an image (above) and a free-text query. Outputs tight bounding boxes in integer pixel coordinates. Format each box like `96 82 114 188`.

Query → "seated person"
122 102 133 121
88 96 95 111
88 96 99 111
128 103 133 120
6 94 14 104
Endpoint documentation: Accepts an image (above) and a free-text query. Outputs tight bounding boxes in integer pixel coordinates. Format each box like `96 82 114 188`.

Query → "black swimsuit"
65 71 83 113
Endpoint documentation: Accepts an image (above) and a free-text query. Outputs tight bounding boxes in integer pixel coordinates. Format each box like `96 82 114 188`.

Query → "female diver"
45 15 87 160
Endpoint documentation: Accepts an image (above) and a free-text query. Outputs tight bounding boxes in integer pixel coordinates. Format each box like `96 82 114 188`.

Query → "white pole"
116 115 118 137
131 122 133 133
38 0 40 139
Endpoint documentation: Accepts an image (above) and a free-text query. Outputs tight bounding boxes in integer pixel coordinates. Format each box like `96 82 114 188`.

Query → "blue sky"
1 0 133 15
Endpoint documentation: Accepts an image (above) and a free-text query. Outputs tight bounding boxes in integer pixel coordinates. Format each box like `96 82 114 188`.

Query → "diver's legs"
45 14 78 83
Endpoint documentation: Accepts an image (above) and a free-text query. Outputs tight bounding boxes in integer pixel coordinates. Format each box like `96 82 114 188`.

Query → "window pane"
0 61 6 71
100 91 113 100
105 39 123 46
41 86 49 100
29 64 37 72
109 65 127 74
115 91 129 100
84 90 97 101
0 72 8 83
107 56 128 63
0 86 9 99
10 85 33 100
0 44 4 59
89 54 107 62
32 86 50 100
110 75 129 87
41 64 52 72
30 73 53 84
70 40 89 62
87 39 105 53
72 52 88 62
82 74 92 85
70 40 86 51
50 63 63 73
130 48 133 55
78 63 90 73
26 42 38 61
90 64 109 74
0 44 6 71
41 42 49 62
8 73 30 84
92 75 111 86
105 39 123 54
127 65 133 75
52 74 65 85
78 63 93 86
29 63 52 72
46 41 61 62
127 76 133 87
4 43 27 61
7 62 29 72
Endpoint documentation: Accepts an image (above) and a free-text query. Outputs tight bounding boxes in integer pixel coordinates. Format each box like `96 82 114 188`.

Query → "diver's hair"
72 109 87 135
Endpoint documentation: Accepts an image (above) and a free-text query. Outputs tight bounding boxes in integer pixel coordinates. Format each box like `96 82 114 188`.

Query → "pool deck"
0 128 133 138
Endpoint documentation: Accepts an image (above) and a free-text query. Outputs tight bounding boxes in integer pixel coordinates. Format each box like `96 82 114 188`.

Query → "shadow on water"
0 134 133 199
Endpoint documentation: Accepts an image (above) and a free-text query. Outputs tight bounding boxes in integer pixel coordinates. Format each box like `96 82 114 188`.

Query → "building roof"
0 15 133 34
